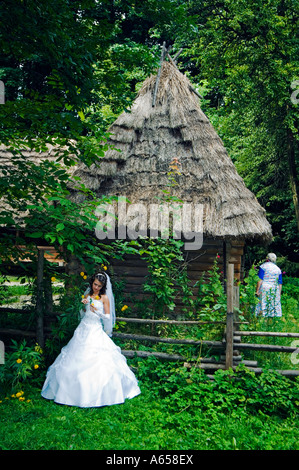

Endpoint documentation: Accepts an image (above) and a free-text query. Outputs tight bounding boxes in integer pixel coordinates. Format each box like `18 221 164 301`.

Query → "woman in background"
255 253 283 317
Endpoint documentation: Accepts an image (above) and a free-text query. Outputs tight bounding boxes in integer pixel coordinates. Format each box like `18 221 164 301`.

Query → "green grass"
0 273 298 451
0 275 64 306
0 367 298 451
0 386 298 451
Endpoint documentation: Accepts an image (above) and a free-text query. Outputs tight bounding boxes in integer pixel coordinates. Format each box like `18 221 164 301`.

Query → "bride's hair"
89 272 107 296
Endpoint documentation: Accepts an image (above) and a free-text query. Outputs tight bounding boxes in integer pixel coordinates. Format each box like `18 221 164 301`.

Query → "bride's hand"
81 298 88 305
90 304 97 312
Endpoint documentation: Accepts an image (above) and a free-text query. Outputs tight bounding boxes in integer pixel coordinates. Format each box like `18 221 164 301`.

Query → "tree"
178 0 299 259
0 0 191 276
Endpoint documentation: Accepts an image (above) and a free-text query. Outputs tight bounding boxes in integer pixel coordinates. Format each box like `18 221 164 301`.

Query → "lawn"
0 364 298 451
0 272 298 451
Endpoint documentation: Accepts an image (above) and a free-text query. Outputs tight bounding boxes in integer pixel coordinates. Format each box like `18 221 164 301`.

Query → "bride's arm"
102 295 110 316
89 296 110 318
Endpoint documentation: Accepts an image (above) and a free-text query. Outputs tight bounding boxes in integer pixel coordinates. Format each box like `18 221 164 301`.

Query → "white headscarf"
267 253 277 263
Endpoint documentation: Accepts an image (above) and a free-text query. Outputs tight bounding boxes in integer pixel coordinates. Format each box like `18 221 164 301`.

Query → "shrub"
0 339 44 394
137 357 299 419
194 255 227 321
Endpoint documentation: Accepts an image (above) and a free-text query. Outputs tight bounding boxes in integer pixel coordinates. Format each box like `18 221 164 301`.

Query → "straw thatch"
73 60 272 243
0 60 272 243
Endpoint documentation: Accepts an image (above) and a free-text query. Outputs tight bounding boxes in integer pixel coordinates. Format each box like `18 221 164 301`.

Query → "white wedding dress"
41 296 141 408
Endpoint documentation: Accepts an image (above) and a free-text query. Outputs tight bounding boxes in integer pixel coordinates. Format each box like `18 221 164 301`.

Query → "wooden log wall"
108 238 245 314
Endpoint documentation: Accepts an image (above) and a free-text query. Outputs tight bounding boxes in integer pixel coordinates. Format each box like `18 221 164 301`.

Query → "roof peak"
152 43 202 107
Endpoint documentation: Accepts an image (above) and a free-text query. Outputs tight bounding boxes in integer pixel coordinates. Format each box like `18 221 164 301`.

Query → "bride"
41 271 141 408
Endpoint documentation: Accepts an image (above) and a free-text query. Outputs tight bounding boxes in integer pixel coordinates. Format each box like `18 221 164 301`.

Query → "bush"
137 357 299 419
0 339 44 394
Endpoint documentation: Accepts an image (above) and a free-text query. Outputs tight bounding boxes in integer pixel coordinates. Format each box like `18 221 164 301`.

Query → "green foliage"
0 152 118 272
0 359 298 450
184 0 299 257
194 256 227 321
0 279 32 306
0 340 44 394
112 237 189 317
44 312 79 364
239 264 260 320
139 237 184 314
137 357 299 419
0 0 115 154
281 276 299 301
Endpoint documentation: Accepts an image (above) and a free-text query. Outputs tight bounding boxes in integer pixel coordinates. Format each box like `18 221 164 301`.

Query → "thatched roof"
73 60 272 243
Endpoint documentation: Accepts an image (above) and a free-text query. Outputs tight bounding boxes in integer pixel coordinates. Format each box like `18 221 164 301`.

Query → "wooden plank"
122 350 186 361
117 277 146 285
235 342 298 353
0 328 35 337
122 349 225 368
113 332 224 349
111 258 147 267
36 248 44 348
6 245 65 264
235 331 299 338
186 262 224 271
0 307 34 314
152 41 166 107
116 317 226 325
111 266 148 275
235 367 299 377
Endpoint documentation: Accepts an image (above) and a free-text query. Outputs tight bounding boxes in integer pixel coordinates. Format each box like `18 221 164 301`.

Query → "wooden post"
44 274 53 317
225 263 234 369
172 48 183 63
152 41 166 107
36 248 45 348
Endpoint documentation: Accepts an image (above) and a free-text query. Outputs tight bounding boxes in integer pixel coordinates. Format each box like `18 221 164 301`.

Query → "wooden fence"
0 263 298 377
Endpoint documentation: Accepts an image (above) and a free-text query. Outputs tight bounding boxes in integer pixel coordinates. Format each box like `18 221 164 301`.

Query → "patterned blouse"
258 261 282 285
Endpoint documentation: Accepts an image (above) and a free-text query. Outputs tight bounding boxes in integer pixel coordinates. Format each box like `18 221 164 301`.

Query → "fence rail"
0 262 298 377
113 332 224 349
234 330 299 338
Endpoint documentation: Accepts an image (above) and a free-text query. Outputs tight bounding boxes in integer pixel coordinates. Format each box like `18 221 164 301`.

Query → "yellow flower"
34 364 39 369
11 394 16 398
121 305 128 312
19 397 25 401
16 392 22 398
83 275 87 280
101 264 108 271
51 276 56 282
95 295 99 300
35 343 43 354
26 400 31 403
81 295 85 299
16 358 22 364
80 272 85 277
